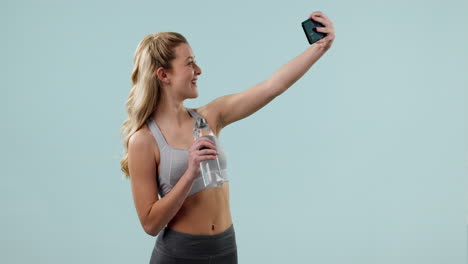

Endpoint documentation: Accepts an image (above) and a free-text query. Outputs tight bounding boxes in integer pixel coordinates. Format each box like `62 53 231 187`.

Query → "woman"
120 11 335 264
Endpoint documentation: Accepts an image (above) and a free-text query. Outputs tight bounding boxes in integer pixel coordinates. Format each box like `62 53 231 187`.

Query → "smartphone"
301 18 327 45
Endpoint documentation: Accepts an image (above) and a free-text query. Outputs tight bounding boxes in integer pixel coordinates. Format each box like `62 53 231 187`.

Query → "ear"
155 67 170 84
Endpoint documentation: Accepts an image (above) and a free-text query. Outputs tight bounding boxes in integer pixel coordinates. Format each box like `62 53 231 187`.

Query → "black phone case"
301 18 327 45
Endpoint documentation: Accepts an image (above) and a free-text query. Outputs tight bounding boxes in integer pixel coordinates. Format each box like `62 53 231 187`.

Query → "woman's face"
165 43 202 98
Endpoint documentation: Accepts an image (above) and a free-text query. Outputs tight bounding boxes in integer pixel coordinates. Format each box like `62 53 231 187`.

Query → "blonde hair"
120 32 188 178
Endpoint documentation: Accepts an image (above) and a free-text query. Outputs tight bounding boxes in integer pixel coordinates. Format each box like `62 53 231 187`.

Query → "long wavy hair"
120 32 188 178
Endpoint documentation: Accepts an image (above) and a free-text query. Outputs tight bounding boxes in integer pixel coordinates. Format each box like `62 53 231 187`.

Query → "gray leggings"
150 224 237 264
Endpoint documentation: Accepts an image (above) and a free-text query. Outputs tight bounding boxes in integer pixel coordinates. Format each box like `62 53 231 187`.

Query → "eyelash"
189 61 197 65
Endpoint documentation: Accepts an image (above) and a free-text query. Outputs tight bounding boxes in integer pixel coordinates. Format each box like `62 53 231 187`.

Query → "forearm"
145 170 195 236
268 44 327 96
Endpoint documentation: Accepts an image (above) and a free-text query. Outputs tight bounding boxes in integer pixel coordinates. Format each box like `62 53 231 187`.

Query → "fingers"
194 147 218 162
310 11 329 20
197 148 219 158
187 138 219 175
315 26 327 33
310 11 334 29
192 137 217 151
311 15 325 25
311 16 333 29
316 26 335 35
189 137 218 165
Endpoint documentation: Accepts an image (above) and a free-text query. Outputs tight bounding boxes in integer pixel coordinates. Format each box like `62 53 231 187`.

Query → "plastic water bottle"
193 117 224 188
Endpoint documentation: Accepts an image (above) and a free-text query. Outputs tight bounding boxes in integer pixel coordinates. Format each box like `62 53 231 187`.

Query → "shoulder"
129 124 157 159
130 124 153 145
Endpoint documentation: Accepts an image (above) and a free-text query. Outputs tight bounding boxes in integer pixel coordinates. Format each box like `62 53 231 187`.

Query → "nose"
195 63 202 76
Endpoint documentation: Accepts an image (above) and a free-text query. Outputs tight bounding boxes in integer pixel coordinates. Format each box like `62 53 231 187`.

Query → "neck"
152 92 191 127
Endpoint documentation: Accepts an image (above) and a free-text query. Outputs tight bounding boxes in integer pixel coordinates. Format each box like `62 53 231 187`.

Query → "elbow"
142 202 165 237
143 222 156 237
144 226 156 237
144 222 162 237
265 78 284 98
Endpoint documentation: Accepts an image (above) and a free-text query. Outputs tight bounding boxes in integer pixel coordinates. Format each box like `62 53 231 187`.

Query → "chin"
189 90 198 99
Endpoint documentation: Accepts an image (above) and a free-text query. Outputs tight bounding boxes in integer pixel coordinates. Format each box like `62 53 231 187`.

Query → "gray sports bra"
146 108 229 199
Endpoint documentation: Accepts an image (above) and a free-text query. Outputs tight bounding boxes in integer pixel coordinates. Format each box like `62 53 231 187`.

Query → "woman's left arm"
209 11 335 130
268 11 335 96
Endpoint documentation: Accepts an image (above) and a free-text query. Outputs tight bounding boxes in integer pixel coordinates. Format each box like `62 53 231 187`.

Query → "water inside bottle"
200 135 224 188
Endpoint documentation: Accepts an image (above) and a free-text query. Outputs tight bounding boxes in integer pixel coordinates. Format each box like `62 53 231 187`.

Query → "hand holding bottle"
185 137 218 181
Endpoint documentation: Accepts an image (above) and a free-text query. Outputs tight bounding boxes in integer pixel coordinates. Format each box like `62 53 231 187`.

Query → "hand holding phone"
301 18 327 45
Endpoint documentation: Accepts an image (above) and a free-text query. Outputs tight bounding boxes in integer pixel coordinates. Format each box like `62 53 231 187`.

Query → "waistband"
156 224 237 258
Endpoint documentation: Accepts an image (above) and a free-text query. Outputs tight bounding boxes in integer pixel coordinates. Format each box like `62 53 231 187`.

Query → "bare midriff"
166 181 233 235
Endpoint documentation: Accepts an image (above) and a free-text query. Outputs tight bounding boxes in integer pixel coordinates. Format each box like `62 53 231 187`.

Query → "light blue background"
2 0 467 263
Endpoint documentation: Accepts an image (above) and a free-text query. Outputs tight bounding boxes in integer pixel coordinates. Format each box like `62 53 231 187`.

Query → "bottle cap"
195 117 208 129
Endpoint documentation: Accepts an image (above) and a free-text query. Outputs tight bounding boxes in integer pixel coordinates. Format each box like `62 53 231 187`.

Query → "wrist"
184 167 197 181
